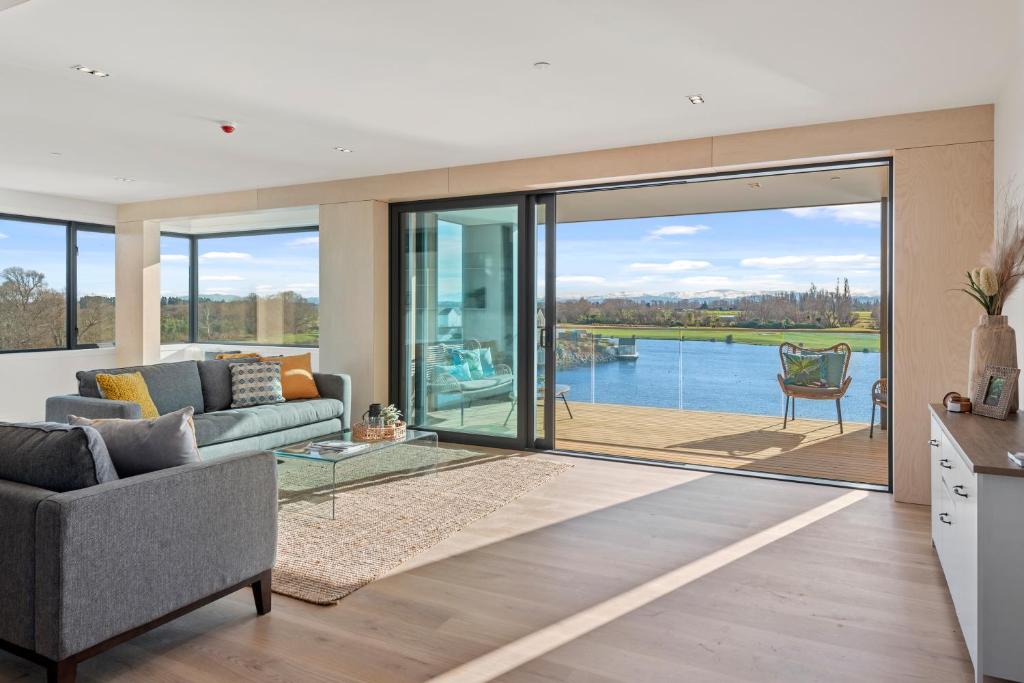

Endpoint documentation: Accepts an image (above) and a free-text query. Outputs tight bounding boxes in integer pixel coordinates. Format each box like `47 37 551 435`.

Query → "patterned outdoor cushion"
229 362 285 408
782 352 826 387
452 349 485 379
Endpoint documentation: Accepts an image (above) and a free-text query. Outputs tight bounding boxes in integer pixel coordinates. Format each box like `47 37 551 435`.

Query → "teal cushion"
445 364 471 382
453 349 485 379
818 352 846 388
783 352 825 387
478 348 496 377
191 398 343 447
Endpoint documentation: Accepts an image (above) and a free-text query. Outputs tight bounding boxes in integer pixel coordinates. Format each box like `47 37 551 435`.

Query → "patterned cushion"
782 352 825 387
452 349 485 380
96 372 159 418
818 352 846 388
230 362 285 408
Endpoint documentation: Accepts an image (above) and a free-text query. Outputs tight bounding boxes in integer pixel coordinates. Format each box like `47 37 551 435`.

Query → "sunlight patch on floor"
427 489 869 683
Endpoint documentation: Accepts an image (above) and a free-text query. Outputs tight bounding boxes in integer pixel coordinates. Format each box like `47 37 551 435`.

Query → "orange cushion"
260 353 320 400
215 352 261 360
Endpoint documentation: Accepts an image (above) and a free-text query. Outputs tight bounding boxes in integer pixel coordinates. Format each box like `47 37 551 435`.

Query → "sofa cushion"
192 398 343 447
95 371 159 419
260 353 320 400
70 407 201 477
460 376 514 392
197 357 259 412
78 361 205 416
0 422 119 492
230 361 285 408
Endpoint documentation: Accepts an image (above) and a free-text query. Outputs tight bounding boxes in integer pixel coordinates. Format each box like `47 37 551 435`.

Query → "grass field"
561 325 880 352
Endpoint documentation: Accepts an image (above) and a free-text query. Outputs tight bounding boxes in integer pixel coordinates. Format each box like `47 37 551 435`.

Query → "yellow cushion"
215 352 261 360
95 372 160 419
260 353 320 400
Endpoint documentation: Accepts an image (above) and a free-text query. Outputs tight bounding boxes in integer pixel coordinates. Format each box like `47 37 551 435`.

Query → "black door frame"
389 192 551 451
389 158 894 492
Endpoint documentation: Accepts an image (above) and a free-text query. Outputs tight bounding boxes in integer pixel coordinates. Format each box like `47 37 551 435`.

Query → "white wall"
0 188 118 422
996 4 1024 371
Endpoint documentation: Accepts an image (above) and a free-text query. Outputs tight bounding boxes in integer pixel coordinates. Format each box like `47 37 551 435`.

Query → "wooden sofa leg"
47 659 76 683
783 396 789 429
836 398 844 434
252 570 272 616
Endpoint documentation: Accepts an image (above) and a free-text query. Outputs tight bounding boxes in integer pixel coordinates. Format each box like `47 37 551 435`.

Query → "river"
555 338 881 424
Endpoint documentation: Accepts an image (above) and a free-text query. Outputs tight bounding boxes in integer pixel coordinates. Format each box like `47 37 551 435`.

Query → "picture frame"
972 365 1020 420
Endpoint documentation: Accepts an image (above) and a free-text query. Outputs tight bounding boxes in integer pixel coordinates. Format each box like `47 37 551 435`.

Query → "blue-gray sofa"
0 421 277 683
44 359 351 457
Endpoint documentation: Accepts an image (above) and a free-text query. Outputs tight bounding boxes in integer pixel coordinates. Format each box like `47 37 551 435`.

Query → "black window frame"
161 225 320 348
0 212 115 355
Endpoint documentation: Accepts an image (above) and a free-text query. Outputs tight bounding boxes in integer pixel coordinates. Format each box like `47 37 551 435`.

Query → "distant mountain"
561 289 880 305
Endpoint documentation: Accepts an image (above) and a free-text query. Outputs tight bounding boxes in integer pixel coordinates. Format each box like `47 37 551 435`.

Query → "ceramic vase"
968 314 1018 412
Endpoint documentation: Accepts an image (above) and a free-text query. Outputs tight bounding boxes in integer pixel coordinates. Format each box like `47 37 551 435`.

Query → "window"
0 214 114 353
160 235 191 343
74 229 116 347
161 228 319 347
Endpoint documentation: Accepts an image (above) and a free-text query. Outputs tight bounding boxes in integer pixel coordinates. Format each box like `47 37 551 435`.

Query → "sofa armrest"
313 372 352 430
33 451 278 660
45 394 142 423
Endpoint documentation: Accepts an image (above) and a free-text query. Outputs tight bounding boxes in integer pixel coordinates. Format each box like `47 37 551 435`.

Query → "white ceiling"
0 0 1016 205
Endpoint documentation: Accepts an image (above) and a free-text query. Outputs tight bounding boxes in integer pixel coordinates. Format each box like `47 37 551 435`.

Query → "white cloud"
285 282 318 290
199 275 244 282
199 251 252 261
645 224 710 240
741 254 880 269
160 254 187 262
782 203 880 224
556 275 606 284
288 236 319 247
629 259 712 272
676 276 731 287
0 232 7 239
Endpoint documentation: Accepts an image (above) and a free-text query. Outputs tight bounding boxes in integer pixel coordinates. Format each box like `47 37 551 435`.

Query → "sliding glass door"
393 197 530 446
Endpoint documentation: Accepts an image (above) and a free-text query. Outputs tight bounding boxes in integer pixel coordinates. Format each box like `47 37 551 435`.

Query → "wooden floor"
427 399 889 486
0 453 969 683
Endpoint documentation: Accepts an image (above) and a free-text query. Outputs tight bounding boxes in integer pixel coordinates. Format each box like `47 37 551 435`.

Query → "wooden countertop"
930 404 1024 477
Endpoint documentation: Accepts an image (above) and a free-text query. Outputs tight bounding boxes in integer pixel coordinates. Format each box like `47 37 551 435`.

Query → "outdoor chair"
777 342 853 433
870 377 888 438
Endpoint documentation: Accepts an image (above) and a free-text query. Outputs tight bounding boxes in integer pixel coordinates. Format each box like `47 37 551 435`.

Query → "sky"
160 231 319 299
548 202 882 299
0 217 114 296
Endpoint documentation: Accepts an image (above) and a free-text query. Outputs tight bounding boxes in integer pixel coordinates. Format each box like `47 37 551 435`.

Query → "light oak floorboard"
0 453 967 683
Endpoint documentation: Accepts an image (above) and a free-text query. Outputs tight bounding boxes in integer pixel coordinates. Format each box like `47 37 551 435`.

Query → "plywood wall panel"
893 141 994 504
714 105 993 168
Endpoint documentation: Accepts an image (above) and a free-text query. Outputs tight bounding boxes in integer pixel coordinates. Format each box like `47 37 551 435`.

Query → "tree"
0 267 66 350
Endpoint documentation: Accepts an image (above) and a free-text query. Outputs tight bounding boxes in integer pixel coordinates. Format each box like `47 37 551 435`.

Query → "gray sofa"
45 359 351 457
0 422 277 683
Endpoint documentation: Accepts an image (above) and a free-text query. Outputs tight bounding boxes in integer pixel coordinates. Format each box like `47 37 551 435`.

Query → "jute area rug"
273 446 571 605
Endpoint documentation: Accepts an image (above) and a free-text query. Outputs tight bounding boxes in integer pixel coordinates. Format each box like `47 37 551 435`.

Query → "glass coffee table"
272 429 439 519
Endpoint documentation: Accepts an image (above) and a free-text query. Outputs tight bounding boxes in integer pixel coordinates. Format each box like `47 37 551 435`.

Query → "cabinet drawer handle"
939 459 952 469
929 439 940 447
939 512 952 525
953 485 968 498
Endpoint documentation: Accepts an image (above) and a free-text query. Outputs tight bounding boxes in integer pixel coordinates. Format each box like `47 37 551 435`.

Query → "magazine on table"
310 439 369 454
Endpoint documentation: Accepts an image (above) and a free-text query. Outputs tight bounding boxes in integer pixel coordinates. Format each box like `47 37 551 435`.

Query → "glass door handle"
539 327 551 349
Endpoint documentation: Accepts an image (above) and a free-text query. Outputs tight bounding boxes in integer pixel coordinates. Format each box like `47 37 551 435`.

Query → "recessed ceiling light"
49 152 62 157
70 64 110 78
687 94 704 104
114 177 135 182
533 61 551 70
747 181 761 189
333 147 353 153
830 176 841 181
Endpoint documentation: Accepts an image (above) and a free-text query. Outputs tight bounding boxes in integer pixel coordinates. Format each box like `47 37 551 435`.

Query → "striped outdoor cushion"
229 361 285 408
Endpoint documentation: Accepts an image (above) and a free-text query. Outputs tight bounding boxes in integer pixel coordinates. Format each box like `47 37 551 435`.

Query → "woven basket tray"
353 420 407 441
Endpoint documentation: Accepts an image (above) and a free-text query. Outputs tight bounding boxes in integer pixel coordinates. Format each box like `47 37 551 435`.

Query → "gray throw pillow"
197 357 260 412
0 422 119 492
69 407 201 477
230 361 285 408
